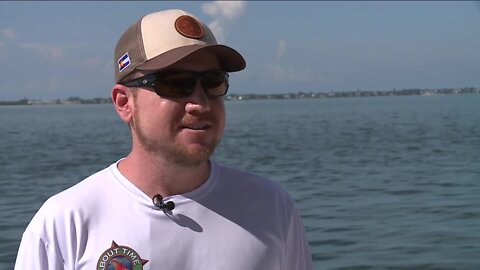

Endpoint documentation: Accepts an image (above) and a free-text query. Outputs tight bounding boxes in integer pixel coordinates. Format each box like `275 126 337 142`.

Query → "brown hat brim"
136 44 246 73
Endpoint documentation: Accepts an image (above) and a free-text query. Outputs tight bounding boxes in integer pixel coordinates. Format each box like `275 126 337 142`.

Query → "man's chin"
138 134 218 167
169 143 216 167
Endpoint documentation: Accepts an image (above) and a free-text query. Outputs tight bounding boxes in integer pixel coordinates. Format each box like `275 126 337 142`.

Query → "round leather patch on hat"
175 15 205 39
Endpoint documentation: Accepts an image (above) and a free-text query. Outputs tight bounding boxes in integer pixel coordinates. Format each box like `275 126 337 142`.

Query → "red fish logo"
110 258 130 270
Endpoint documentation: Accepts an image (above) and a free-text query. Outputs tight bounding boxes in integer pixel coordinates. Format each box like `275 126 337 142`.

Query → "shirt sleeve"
14 229 64 270
284 206 314 270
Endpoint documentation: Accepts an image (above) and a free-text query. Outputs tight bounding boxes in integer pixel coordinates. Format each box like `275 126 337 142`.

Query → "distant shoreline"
1 87 479 106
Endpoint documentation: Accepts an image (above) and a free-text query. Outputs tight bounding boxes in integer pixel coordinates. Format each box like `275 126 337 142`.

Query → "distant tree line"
1 87 479 105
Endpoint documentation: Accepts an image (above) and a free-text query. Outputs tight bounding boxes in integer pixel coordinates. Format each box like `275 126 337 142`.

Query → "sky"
0 1 479 100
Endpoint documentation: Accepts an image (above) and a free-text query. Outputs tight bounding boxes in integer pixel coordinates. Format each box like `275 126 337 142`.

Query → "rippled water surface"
1 95 480 269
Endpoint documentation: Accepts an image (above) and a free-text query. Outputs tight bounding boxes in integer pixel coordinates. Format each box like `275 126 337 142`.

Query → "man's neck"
117 151 211 198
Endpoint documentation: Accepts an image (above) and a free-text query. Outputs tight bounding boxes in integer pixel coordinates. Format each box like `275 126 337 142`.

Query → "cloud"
202 1 246 20
18 42 65 62
206 20 225 43
202 1 247 42
277 40 287 59
0 27 16 40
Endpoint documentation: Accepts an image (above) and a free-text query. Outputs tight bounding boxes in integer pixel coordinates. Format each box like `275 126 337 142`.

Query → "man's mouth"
180 123 210 131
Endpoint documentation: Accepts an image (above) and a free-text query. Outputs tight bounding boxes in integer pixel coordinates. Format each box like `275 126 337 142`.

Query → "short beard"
169 139 218 167
133 103 219 167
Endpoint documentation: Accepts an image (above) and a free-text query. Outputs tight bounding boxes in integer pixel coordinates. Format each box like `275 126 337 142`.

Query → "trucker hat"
114 9 246 83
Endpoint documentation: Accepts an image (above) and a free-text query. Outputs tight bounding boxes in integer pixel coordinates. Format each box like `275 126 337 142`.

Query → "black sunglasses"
122 70 229 98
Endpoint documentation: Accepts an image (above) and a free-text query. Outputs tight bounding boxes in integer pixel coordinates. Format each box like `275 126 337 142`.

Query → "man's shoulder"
49 165 113 204
216 162 276 183
214 162 293 203
209 162 297 228
31 164 115 223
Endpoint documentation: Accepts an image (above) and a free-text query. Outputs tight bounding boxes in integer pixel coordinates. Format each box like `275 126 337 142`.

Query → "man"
15 9 313 270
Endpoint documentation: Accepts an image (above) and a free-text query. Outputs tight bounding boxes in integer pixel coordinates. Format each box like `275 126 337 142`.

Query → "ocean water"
1 94 479 269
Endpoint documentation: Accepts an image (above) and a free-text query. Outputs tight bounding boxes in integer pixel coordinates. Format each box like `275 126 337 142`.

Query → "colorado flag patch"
118 53 131 72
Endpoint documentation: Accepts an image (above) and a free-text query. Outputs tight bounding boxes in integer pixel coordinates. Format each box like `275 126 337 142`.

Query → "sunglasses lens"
154 72 196 97
202 72 228 97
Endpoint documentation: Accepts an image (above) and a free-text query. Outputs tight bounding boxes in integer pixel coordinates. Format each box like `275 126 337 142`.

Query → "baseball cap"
114 9 246 83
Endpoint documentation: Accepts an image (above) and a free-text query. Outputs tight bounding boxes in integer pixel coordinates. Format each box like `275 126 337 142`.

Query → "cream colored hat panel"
141 9 215 61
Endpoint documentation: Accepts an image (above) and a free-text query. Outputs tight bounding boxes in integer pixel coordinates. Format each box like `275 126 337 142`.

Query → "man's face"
130 52 226 167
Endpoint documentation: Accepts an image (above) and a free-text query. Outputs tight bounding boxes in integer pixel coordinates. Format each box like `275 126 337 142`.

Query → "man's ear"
112 84 133 124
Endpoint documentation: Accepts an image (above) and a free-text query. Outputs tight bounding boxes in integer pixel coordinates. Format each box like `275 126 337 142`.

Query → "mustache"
177 113 218 126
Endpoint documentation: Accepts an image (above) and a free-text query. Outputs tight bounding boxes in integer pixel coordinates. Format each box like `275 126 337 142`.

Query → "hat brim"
136 44 246 73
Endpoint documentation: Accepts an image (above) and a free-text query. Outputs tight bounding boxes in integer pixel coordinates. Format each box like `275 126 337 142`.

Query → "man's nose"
185 80 211 114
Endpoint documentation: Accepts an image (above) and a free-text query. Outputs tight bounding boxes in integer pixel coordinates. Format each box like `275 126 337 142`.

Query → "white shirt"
15 160 313 270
